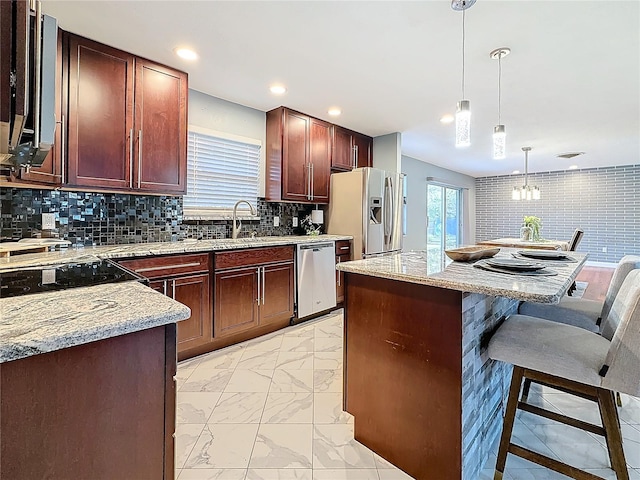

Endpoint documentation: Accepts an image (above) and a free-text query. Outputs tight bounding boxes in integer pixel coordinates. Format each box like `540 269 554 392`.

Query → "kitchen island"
336 249 587 480
0 281 191 479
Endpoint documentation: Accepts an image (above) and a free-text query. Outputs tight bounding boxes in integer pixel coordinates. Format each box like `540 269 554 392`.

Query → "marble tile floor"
176 310 640 480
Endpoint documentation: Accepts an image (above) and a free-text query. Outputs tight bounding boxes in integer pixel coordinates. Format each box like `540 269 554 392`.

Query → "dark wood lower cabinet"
118 254 212 360
214 247 295 341
214 266 260 338
0 324 177 480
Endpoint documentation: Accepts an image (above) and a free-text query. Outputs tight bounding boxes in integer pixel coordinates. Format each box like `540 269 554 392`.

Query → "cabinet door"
214 266 259 338
331 126 354 171
353 133 373 168
309 118 331 203
260 262 295 325
282 109 309 202
134 59 187 194
172 273 212 351
19 30 62 185
66 34 134 189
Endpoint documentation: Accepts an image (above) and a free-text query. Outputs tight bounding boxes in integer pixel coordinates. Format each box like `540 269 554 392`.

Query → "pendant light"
512 147 541 201
490 47 510 159
451 0 476 148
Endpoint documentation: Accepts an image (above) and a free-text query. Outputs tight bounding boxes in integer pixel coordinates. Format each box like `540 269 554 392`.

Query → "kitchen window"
184 126 261 219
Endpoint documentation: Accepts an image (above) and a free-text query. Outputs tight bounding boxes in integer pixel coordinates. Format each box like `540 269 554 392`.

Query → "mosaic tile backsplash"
0 188 317 246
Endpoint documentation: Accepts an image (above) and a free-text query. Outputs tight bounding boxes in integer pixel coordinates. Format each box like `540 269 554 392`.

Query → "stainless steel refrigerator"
326 167 405 260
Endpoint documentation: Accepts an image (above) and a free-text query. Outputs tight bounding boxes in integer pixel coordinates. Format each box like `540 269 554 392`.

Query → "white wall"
401 155 476 251
373 133 402 173
188 89 267 196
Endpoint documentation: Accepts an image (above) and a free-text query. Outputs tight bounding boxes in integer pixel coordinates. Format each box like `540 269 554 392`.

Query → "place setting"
512 249 578 264
473 256 558 276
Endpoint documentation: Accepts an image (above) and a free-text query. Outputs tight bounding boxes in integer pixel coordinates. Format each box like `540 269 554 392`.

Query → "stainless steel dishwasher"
296 241 337 320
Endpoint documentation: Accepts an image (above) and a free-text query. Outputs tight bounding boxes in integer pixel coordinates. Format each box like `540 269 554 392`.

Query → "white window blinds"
184 128 260 216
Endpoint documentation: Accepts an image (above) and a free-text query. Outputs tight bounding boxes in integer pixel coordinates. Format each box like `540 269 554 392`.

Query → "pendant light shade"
456 100 471 147
490 47 510 159
493 125 506 159
512 147 541 201
453 1 474 148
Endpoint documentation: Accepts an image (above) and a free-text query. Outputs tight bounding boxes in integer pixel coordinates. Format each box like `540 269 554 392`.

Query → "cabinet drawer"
335 240 351 256
118 253 210 279
215 246 294 271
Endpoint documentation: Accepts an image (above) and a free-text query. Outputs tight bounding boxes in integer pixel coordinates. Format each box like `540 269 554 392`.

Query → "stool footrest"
509 444 605 480
518 401 605 436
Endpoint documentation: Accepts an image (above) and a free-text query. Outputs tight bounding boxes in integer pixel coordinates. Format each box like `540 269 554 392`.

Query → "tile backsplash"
0 188 317 246
475 164 640 263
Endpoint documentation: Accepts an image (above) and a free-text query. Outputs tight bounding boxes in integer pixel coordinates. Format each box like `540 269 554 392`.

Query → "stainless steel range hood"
1 1 57 169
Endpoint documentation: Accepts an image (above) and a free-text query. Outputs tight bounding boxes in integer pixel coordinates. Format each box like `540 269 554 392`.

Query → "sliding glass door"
427 183 462 271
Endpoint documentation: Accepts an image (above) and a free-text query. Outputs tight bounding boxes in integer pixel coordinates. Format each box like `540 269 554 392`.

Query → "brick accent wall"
475 164 640 263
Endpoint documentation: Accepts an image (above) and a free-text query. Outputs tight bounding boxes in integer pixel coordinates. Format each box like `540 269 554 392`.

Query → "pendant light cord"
461 8 466 99
498 54 502 124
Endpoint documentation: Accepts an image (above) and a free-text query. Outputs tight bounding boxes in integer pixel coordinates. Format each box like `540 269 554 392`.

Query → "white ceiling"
42 0 640 178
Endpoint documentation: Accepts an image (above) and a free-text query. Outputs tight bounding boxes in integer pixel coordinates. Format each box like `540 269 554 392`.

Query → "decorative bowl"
444 246 500 262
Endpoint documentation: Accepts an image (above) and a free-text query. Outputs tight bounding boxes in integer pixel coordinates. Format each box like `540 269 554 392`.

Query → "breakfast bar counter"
336 249 586 480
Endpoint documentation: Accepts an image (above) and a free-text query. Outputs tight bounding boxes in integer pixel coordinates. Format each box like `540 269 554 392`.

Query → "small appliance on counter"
0 260 146 298
326 167 405 259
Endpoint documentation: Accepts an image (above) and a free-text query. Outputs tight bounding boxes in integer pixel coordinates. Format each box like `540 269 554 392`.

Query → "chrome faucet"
231 200 257 239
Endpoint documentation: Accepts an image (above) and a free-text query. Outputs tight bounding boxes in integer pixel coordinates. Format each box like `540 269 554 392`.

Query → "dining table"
477 237 570 251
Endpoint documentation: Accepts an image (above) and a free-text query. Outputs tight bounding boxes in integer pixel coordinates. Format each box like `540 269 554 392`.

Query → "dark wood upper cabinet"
134 59 187 194
282 109 309 202
309 117 331 202
353 132 373 168
266 107 331 204
331 127 373 172
331 126 354 171
64 32 187 194
66 34 134 190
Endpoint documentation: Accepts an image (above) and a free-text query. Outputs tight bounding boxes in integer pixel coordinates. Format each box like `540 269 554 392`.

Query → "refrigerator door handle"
383 177 393 247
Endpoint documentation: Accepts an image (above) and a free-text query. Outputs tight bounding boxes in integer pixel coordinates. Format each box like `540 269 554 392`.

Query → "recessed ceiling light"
569 165 579 170
328 108 342 116
269 85 287 95
512 170 520 174
440 114 454 124
175 48 198 61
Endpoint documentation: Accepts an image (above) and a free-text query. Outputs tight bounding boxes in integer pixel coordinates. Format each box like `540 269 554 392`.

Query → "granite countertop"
336 249 588 303
0 235 352 271
0 281 191 363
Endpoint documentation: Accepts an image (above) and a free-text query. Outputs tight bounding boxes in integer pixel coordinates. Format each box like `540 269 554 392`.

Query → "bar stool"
567 229 584 296
518 255 640 401
488 269 640 480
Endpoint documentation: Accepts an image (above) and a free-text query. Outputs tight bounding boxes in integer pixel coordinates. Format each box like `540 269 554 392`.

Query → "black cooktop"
0 260 146 299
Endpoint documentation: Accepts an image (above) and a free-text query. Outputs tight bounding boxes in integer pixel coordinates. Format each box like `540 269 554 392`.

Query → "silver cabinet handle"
310 163 314 201
60 115 66 183
135 262 202 273
163 279 168 296
336 256 341 287
129 128 134 188
340 246 350 251
137 129 143 188
256 267 261 305
354 145 359 168
261 266 265 305
172 279 176 299
352 145 356 169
